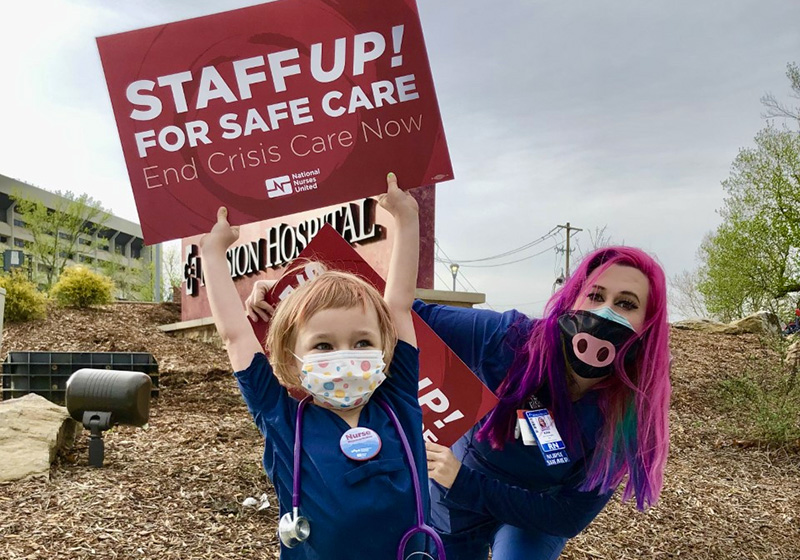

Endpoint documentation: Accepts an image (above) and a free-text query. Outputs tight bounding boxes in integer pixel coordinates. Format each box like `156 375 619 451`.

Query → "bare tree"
576 225 614 258
761 62 800 125
669 269 710 320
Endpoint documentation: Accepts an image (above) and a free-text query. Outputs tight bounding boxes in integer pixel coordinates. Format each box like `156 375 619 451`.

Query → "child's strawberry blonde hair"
266 268 398 389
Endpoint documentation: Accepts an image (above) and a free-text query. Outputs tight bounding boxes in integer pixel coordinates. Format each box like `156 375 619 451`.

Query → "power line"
433 269 451 291
434 227 559 264
434 239 455 266
433 242 495 310
553 239 564 277
453 263 488 299
449 243 562 268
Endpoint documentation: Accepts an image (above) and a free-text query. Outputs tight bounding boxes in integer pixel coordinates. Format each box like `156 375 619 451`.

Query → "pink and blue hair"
477 246 671 510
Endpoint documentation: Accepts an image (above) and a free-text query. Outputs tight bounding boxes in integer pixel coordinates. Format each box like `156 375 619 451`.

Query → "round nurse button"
339 427 381 461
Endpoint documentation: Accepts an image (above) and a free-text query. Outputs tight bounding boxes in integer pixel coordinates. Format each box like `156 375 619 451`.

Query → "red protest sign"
97 0 453 244
250 225 497 446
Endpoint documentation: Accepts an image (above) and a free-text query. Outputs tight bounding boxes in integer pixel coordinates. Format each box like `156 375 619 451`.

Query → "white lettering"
233 56 267 100
127 80 162 121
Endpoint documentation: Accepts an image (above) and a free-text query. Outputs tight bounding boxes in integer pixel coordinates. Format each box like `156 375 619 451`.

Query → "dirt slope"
0 303 797 559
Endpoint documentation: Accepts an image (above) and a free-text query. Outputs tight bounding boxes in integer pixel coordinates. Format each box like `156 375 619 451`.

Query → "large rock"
729 311 782 336
673 311 782 336
672 318 740 334
0 393 80 482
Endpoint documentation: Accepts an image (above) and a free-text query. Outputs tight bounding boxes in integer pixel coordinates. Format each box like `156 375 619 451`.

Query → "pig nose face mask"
558 308 641 379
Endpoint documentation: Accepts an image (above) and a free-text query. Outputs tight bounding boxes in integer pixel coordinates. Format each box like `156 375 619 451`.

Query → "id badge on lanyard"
516 408 571 467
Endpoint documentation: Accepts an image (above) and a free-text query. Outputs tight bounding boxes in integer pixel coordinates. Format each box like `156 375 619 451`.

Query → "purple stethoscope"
278 395 446 560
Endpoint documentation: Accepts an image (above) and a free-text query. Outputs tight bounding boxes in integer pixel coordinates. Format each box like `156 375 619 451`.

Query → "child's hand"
425 441 462 489
377 172 418 218
245 279 277 322
199 207 239 255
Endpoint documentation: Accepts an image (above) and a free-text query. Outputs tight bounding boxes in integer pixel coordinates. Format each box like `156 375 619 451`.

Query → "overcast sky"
1 0 798 319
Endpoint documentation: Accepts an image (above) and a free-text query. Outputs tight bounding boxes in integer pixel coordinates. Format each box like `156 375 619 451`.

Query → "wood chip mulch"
0 303 798 559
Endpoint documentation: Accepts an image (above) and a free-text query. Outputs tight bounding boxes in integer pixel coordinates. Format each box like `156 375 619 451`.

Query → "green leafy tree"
161 244 183 301
135 260 157 302
698 126 800 321
95 247 156 302
11 190 110 290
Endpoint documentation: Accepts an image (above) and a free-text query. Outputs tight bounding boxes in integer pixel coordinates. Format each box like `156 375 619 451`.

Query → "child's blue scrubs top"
235 341 430 559
412 301 615 539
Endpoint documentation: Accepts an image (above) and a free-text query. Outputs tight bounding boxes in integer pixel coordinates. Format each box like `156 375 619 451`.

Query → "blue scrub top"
412 301 614 539
235 341 429 559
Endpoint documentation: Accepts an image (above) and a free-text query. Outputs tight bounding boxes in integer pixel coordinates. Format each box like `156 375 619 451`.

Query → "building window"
78 237 92 246
13 219 26 228
0 236 7 243
13 239 25 248
58 232 71 240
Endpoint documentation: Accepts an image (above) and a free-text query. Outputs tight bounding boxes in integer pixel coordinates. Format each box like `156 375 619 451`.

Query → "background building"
0 173 153 294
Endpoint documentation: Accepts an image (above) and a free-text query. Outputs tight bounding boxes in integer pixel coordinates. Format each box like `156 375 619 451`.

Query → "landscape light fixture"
449 263 460 292
65 369 152 468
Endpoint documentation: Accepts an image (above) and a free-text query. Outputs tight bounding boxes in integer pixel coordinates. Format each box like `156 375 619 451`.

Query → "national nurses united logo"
265 175 293 198
183 244 203 297
265 170 321 198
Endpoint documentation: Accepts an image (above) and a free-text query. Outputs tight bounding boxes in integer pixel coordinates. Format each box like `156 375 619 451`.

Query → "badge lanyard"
516 394 571 467
280 395 446 560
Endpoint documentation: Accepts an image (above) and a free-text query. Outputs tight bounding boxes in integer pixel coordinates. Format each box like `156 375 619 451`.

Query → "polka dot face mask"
293 350 387 409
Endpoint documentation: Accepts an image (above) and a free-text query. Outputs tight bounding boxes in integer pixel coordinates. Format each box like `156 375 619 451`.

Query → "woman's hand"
425 441 462 489
376 172 418 219
199 207 239 256
244 279 277 322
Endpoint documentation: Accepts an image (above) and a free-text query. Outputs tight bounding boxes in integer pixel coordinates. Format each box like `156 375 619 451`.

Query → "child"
200 174 433 559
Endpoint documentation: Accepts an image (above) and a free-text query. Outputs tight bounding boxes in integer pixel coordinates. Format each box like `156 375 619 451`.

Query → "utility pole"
556 222 582 278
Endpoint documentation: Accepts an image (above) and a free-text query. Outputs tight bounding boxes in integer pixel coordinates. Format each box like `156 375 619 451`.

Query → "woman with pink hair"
418 246 671 559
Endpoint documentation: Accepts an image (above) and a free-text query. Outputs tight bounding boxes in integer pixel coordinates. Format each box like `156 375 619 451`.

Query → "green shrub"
718 338 800 445
0 270 47 322
51 266 114 307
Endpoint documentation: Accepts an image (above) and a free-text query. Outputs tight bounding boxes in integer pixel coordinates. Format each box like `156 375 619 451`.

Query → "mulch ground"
0 303 798 559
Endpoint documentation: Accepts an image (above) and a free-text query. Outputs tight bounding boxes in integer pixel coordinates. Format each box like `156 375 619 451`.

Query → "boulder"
729 311 782 336
673 311 782 336
672 318 740 334
0 393 80 482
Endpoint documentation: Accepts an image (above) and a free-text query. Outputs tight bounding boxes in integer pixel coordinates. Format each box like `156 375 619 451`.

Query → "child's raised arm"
199 207 263 371
377 173 419 347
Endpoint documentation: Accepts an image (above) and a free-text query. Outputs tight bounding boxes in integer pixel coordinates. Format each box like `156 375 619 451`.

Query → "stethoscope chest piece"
279 507 311 548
